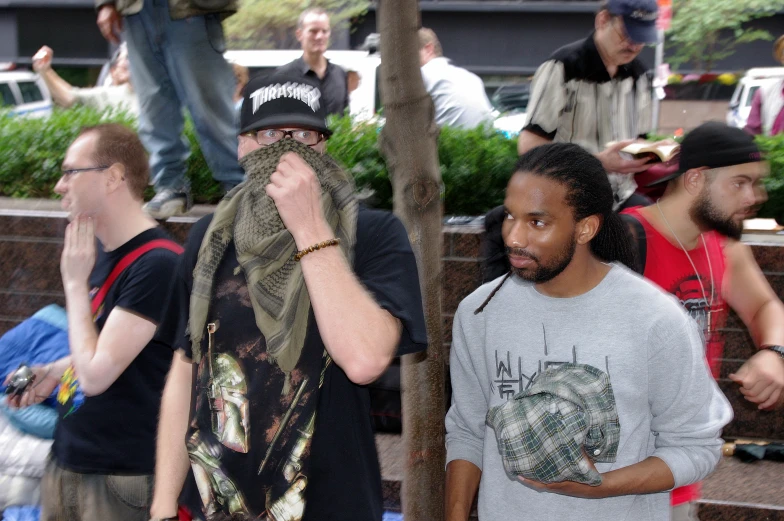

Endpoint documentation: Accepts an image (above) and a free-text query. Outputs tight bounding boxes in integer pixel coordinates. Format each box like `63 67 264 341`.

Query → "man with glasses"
518 0 659 211
5 124 182 521
149 73 427 521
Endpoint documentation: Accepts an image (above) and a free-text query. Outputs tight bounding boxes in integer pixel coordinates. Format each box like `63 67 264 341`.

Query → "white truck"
726 67 784 130
0 70 52 119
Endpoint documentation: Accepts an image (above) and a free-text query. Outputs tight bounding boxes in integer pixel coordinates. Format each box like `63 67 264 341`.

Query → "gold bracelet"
294 238 341 261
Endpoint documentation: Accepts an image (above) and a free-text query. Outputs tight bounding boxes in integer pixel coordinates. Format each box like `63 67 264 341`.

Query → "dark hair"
78 123 149 200
515 143 637 268
475 142 636 314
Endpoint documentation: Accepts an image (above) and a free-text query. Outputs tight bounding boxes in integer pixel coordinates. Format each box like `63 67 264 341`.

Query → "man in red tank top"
621 122 784 521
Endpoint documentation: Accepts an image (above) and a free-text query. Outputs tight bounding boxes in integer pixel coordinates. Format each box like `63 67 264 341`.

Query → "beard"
507 235 577 284
690 191 744 240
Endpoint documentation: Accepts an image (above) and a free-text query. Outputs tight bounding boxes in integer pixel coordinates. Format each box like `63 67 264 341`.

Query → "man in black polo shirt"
518 0 659 211
277 7 349 117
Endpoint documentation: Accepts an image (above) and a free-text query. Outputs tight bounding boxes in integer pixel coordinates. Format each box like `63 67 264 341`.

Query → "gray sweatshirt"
446 264 733 521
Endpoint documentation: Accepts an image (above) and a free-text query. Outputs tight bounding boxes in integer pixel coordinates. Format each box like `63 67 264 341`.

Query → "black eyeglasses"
61 166 110 177
242 129 325 146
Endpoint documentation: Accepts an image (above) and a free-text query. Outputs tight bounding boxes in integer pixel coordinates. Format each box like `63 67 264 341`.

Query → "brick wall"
1 212 782 440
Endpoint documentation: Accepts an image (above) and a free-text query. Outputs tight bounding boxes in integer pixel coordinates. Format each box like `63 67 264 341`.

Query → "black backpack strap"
479 205 511 284
620 213 647 275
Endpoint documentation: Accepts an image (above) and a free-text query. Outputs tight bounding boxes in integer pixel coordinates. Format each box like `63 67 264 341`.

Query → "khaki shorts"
40 457 153 521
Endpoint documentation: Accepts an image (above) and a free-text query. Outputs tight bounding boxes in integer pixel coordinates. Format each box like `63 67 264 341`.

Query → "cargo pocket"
105 474 152 510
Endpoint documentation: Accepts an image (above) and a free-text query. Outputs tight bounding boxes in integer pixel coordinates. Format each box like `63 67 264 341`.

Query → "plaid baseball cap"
486 363 621 486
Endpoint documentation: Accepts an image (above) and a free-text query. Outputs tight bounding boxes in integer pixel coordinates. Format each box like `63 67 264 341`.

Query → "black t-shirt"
162 207 427 520
276 57 350 117
53 227 180 474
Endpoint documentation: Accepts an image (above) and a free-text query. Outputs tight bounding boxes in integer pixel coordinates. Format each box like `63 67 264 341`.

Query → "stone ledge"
3 200 784 442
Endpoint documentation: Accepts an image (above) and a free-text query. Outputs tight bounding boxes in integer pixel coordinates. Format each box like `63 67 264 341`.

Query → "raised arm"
265 153 405 385
32 46 78 108
60 217 178 396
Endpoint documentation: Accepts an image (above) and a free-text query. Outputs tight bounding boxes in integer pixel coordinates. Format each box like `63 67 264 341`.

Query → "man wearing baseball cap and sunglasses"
518 0 660 212
149 73 427 521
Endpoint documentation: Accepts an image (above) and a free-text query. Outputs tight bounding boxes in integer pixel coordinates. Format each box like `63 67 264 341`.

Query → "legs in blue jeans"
123 0 244 193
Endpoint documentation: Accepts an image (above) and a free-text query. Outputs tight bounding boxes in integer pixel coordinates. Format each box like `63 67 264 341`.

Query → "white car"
726 67 784 130
0 71 52 118
490 83 530 138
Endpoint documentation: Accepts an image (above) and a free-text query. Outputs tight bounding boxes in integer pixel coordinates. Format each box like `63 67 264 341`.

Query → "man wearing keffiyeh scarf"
148 73 426 521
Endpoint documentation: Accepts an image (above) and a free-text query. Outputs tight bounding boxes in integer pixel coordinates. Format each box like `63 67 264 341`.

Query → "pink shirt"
745 85 784 136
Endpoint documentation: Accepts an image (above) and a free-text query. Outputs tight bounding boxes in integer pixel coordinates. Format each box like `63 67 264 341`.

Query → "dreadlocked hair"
517 143 637 268
474 272 511 314
474 143 636 314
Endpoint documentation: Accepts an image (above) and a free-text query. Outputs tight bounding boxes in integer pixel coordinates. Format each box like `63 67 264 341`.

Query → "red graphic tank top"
623 207 729 507
624 207 728 377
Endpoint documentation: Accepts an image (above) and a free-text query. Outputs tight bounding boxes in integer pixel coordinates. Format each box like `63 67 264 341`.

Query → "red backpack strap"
90 239 184 317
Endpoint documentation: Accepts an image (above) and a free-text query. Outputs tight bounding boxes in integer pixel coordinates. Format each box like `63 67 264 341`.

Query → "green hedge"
325 115 519 215
2 106 783 220
754 135 784 222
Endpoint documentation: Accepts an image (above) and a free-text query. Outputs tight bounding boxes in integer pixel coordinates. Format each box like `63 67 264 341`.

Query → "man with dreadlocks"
150 73 427 521
444 143 732 521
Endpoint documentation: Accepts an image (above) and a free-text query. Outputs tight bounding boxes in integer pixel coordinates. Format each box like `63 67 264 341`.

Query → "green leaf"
667 0 784 72
223 0 370 50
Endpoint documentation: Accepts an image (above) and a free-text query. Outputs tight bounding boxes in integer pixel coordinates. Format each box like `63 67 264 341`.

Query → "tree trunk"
376 2 446 521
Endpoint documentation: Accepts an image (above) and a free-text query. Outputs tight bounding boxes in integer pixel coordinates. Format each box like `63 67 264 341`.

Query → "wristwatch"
763 345 784 359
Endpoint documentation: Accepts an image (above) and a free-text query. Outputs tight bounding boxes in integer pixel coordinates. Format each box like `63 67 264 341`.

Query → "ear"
595 10 611 32
576 214 601 245
682 167 709 196
296 27 303 43
105 163 126 193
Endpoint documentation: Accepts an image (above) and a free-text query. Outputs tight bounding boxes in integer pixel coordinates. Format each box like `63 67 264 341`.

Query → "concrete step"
377 434 784 520
700 456 784 520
